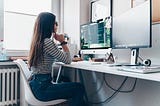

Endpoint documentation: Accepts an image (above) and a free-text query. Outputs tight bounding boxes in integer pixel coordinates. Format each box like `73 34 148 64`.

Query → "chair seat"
14 59 67 106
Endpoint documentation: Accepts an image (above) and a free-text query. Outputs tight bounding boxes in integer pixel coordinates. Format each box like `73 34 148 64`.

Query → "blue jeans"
29 74 86 106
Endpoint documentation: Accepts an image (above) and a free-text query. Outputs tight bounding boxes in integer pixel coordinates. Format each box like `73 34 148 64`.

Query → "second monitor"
80 18 112 54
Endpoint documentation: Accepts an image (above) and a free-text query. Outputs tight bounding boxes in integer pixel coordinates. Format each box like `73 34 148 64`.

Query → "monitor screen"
112 0 151 49
80 19 112 54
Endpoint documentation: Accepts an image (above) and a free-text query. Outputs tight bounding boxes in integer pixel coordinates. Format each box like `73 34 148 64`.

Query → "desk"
57 61 160 106
55 61 160 106
60 61 160 82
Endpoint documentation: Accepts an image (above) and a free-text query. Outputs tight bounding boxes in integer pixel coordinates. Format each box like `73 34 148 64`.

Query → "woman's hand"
54 33 65 43
53 33 69 52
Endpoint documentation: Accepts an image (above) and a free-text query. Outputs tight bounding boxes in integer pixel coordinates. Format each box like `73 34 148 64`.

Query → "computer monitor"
112 0 151 65
80 18 112 54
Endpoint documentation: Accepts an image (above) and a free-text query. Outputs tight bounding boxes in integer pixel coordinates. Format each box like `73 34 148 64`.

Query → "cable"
88 75 128 105
103 74 137 93
138 56 143 62
137 55 144 65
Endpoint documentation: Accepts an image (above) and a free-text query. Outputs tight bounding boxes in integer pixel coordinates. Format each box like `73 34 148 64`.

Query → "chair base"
54 101 69 106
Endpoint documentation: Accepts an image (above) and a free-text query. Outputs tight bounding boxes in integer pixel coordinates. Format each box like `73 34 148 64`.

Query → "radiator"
0 66 19 106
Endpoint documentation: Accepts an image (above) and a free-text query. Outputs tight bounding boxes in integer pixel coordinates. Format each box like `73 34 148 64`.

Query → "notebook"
118 65 160 73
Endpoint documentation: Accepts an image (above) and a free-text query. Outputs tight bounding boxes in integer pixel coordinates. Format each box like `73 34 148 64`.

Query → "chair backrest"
14 59 66 106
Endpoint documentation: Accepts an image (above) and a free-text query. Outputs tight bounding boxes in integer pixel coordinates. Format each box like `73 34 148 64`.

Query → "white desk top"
58 61 160 82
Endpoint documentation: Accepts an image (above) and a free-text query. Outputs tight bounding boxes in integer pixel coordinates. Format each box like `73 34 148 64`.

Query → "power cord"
103 74 137 93
88 74 128 105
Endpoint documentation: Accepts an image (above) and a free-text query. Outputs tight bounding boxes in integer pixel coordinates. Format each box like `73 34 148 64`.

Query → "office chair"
14 59 67 106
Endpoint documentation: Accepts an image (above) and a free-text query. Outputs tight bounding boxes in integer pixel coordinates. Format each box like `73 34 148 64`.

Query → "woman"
28 12 86 106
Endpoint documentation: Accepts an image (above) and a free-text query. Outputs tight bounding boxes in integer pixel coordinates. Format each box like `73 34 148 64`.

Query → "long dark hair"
28 12 56 67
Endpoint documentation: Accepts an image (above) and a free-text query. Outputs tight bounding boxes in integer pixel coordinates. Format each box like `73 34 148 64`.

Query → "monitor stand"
102 48 141 67
130 48 139 65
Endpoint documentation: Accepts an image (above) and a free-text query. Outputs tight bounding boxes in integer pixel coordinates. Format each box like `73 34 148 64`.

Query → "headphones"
138 56 151 66
142 59 151 66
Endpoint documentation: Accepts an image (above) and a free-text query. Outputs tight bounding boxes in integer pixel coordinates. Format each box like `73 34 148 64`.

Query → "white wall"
63 0 80 45
80 0 90 24
0 0 3 40
51 0 60 25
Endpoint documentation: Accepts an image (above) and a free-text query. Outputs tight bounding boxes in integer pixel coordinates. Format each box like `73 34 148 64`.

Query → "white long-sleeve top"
31 38 71 74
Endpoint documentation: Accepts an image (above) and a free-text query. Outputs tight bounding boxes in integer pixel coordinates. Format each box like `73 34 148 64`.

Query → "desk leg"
77 69 89 106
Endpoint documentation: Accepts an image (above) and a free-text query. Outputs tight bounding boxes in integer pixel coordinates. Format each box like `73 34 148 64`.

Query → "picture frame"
90 0 112 22
152 0 160 22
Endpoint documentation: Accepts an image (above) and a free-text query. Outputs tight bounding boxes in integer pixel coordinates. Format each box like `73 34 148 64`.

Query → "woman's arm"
44 38 71 64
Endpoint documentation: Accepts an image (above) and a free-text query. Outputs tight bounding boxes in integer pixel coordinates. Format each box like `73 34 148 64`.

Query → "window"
4 0 51 52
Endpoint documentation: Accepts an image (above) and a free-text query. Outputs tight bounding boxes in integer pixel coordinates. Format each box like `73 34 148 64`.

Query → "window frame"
3 0 53 57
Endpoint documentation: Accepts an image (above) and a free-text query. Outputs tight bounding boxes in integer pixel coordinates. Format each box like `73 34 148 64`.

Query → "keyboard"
118 65 160 73
101 62 134 67
77 61 102 65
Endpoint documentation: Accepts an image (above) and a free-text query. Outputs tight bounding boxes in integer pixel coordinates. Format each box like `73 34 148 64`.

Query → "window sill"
6 50 29 56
